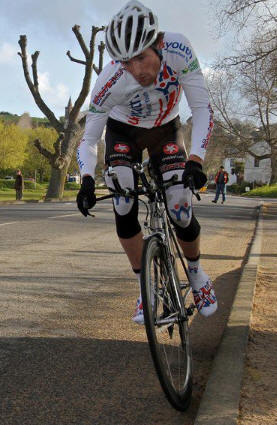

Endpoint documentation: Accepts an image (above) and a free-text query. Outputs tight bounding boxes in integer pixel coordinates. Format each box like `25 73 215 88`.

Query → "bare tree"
208 55 277 182
18 25 105 199
213 0 277 67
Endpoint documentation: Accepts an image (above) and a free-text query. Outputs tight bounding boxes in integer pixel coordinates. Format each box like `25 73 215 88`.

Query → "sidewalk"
194 202 277 425
238 203 277 424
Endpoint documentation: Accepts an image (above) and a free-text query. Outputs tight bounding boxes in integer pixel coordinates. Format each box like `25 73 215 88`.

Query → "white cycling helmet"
105 0 159 61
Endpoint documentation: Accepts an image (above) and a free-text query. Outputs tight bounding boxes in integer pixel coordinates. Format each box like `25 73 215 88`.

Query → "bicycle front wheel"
141 234 192 411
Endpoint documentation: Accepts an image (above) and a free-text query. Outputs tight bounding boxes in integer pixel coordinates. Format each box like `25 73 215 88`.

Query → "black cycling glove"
76 175 96 217
182 160 207 190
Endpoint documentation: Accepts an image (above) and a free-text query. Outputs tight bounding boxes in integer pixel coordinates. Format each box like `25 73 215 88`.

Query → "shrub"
64 182 80 190
0 179 44 190
24 181 44 190
0 179 15 189
228 182 254 194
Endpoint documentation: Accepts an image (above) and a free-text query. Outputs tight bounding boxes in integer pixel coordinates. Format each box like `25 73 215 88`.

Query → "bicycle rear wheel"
141 234 192 411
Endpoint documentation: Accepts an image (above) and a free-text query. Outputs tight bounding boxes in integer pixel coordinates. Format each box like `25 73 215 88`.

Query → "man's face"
121 48 161 87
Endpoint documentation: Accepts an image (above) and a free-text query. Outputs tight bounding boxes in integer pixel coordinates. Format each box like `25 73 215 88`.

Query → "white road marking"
0 222 18 226
48 213 80 219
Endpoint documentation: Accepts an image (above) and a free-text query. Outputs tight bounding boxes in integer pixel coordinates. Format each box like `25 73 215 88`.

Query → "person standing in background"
15 169 24 200
212 165 229 204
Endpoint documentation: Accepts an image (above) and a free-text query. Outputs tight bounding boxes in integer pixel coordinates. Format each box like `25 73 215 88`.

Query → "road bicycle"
92 159 199 411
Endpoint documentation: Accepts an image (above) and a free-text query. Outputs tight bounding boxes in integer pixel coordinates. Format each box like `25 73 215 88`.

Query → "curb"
194 204 263 425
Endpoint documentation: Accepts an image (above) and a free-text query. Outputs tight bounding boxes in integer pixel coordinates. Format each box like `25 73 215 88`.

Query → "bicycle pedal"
186 303 196 316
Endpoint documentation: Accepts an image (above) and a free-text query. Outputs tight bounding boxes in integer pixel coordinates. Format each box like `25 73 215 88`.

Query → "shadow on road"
0 266 247 425
0 336 193 425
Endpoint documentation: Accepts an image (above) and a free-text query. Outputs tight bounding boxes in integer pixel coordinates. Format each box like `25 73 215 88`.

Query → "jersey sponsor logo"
93 68 124 105
114 143 130 153
77 139 85 170
110 153 132 160
155 64 179 100
161 154 184 162
182 58 200 74
154 64 181 126
164 41 193 61
127 93 143 125
201 104 214 150
89 105 106 113
163 143 179 155
127 92 152 125
99 92 111 106
110 159 132 168
128 116 140 125
160 162 185 173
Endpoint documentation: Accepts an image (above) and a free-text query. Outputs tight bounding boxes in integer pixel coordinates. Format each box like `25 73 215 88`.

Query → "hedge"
0 179 44 190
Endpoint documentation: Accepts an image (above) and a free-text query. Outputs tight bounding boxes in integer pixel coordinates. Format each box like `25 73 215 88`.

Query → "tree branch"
93 41 105 75
34 139 54 162
246 149 271 160
18 35 64 133
224 45 277 66
226 0 268 16
53 133 64 157
69 25 105 124
31 51 39 89
66 50 86 65
72 25 90 59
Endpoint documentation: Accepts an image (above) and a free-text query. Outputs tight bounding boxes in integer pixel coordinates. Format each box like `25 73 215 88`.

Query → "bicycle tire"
141 234 193 411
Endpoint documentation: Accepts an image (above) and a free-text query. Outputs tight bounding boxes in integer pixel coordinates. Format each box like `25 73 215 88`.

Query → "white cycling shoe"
192 279 218 317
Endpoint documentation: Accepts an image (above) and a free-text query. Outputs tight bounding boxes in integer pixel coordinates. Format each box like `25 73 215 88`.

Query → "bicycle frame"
94 160 196 410
98 160 195 319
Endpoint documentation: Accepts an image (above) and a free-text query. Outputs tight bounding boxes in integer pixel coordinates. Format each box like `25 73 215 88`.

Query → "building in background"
244 141 271 184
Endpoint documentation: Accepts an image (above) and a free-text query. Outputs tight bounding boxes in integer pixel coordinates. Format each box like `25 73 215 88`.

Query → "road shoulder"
194 204 264 425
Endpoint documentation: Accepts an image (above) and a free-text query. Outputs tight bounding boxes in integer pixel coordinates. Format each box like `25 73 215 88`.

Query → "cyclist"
77 0 217 324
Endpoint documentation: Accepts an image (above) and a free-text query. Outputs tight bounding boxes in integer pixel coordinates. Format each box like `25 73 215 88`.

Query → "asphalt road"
0 194 260 425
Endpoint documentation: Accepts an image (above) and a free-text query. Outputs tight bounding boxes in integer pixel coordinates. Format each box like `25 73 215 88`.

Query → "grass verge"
243 184 277 198
0 187 108 202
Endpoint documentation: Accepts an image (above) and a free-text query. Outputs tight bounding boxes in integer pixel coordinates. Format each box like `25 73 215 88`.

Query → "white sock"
134 272 142 301
187 258 210 291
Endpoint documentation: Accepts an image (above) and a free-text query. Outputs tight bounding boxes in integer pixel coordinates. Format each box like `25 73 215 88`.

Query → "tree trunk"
45 165 68 199
270 148 277 184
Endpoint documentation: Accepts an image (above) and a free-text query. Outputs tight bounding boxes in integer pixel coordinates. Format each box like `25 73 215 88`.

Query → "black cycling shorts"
104 117 200 242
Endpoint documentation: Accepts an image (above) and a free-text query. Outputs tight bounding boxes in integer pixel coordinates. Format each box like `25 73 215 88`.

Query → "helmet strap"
150 46 163 61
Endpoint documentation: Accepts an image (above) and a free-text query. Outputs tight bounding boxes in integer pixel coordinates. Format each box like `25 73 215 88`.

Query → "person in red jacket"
212 166 229 204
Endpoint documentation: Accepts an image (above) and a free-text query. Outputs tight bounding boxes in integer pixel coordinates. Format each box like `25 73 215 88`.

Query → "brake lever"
186 176 201 201
193 190 201 201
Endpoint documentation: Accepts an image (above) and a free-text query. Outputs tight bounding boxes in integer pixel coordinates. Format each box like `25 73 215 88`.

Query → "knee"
115 208 141 238
104 165 141 238
104 165 135 216
175 215 201 242
164 170 193 229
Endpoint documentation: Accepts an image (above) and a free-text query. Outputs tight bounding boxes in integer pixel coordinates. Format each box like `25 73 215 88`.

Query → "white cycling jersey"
77 32 213 177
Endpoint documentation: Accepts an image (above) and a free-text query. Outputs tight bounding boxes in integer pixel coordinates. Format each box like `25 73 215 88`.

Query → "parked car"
4 176 14 180
67 175 80 184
